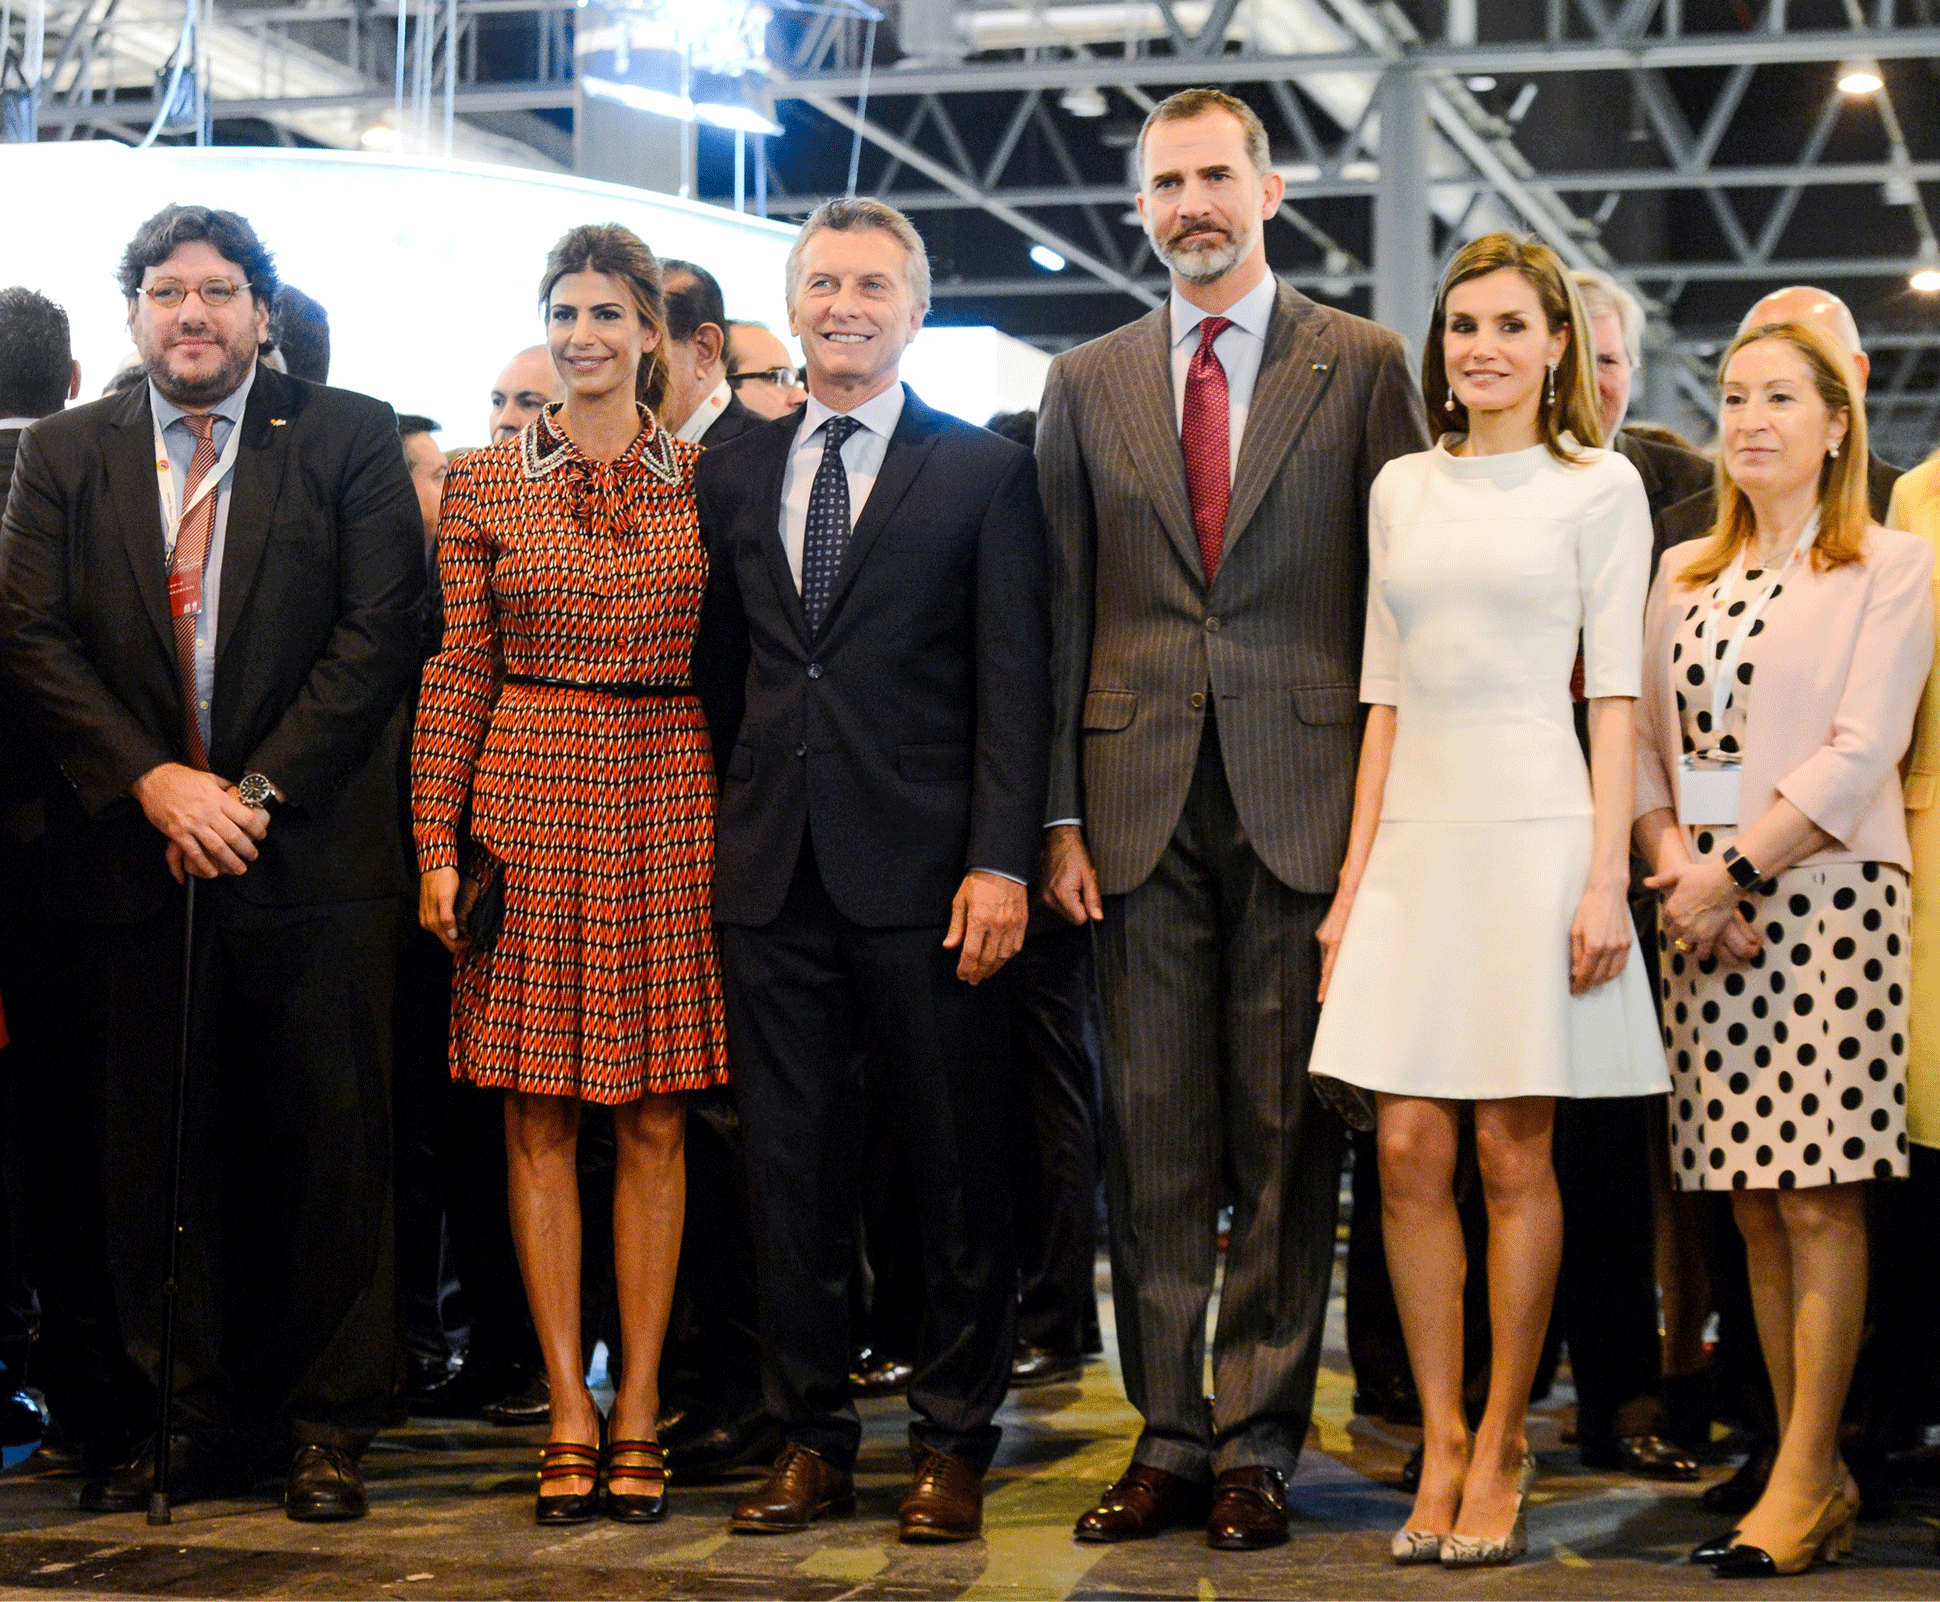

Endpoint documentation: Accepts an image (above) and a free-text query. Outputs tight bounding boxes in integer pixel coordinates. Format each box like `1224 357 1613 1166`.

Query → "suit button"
1205 615 1221 632
807 662 823 680
1189 692 1206 710
794 743 808 759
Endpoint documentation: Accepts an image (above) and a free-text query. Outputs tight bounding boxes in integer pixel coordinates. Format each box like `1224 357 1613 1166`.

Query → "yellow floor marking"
1553 1542 1591 1568
795 1547 890 1583
1310 1363 1358 1457
645 1533 730 1567
1197 1578 1219 1600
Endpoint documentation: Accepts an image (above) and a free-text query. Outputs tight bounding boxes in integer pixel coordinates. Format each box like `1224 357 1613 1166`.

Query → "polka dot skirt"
1660 580 1910 1190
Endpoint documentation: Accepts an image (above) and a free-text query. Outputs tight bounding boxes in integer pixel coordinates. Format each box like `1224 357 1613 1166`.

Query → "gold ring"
1672 937 1693 953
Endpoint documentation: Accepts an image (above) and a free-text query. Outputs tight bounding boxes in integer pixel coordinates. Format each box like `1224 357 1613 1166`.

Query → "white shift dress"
1308 438 1669 1101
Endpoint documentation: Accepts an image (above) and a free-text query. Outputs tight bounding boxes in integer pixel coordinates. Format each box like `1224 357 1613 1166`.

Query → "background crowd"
0 80 1934 1581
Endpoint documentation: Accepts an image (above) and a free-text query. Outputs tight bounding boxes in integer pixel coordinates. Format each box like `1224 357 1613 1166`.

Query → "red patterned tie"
168 413 219 770
1181 315 1232 583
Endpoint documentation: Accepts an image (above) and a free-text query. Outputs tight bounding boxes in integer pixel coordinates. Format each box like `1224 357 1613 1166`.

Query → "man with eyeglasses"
0 203 423 1521
725 320 806 420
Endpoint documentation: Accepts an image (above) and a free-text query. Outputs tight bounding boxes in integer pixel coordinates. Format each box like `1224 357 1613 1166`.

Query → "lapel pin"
270 417 288 427
1312 362 1330 372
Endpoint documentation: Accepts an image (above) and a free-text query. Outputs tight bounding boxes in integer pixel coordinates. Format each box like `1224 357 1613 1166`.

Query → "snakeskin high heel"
1441 1453 1535 1568
1391 1527 1445 1564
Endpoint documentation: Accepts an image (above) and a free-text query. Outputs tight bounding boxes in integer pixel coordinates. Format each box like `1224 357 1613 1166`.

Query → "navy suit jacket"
692 385 1051 930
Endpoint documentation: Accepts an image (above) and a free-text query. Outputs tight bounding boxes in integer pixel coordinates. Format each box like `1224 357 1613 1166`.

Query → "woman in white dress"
1307 233 1667 1568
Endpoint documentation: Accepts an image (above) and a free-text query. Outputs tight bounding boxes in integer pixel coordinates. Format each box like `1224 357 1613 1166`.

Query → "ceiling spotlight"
1464 74 1496 92
360 122 397 150
1029 243 1067 273
1837 60 1883 95
1059 84 1108 118
1912 266 1940 294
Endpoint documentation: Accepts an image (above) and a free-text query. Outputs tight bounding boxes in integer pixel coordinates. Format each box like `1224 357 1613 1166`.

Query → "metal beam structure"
7 0 1940 455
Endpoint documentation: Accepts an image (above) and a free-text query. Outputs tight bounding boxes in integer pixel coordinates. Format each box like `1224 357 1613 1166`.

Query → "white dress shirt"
1168 271 1276 478
777 382 905 590
676 375 735 444
151 363 257 756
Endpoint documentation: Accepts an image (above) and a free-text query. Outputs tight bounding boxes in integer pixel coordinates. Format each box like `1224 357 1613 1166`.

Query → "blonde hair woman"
1308 233 1666 1568
1636 321 1933 1577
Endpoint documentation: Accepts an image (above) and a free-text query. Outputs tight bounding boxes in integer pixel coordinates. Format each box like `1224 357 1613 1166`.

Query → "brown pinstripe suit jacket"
1037 280 1431 897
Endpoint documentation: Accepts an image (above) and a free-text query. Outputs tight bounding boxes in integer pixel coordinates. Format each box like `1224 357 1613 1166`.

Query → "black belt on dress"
503 673 691 699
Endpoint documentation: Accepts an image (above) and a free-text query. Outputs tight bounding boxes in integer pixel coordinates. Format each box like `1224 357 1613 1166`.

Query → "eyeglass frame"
139 277 253 309
729 365 805 392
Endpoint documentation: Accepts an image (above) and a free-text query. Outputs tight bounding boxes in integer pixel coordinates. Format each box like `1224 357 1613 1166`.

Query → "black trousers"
660 1086 763 1413
720 842 1015 1472
1004 917 1101 1359
1556 1094 1666 1446
63 891 398 1462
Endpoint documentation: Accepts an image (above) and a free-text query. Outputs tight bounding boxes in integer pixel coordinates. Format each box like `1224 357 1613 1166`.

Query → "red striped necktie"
1182 315 1232 582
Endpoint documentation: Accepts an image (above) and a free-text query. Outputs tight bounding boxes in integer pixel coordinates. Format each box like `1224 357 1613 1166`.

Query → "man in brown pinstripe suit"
1036 88 1430 1550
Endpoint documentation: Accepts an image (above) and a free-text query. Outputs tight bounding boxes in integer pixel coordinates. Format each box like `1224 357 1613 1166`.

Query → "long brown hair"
1422 232 1601 463
538 223 671 418
1675 320 1868 588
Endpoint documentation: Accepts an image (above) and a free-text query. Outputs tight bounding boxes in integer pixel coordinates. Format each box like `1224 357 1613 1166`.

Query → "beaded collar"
521 402 682 487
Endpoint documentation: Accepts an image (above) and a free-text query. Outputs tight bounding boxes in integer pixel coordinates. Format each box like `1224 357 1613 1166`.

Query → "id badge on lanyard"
1674 512 1818 831
153 408 243 620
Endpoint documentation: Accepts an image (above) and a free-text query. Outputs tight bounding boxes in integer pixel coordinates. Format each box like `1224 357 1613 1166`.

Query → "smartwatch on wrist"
1721 843 1763 892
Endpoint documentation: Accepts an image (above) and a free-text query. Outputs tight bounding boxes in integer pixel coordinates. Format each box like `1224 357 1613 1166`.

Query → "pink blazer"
1636 524 1936 870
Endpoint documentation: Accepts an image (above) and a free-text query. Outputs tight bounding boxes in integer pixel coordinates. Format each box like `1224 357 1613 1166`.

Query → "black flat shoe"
78 1434 248 1513
664 1400 781 1481
1010 1344 1083 1388
1582 1433 1699 1482
285 1444 367 1522
1690 1528 1739 1564
485 1369 552 1427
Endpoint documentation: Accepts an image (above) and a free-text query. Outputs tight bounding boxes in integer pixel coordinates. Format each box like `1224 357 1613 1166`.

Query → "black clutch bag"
453 799 504 953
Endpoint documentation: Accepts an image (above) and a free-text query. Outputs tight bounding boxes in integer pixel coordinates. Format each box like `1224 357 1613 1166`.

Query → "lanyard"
1704 509 1819 738
151 404 244 566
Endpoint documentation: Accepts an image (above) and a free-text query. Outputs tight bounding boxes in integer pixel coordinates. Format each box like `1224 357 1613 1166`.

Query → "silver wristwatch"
238 771 278 811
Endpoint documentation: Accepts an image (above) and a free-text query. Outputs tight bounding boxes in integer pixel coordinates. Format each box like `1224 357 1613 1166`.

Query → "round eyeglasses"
142 277 249 309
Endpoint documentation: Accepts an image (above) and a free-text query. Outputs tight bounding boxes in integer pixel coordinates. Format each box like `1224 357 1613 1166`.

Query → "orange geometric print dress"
411 406 729 1103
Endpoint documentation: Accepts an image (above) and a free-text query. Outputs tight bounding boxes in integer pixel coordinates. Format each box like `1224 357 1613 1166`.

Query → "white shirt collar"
676 375 736 444
1169 273 1277 350
799 381 906 445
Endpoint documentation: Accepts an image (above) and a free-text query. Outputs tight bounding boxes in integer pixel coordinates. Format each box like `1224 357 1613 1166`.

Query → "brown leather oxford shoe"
1206 1465 1291 1551
729 1443 856 1534
1073 1462 1212 1543
898 1446 985 1542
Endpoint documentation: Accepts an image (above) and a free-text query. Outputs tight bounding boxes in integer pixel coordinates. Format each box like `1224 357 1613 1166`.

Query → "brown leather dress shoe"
899 1447 984 1543
1074 1462 1212 1542
1206 1466 1291 1551
729 1443 855 1533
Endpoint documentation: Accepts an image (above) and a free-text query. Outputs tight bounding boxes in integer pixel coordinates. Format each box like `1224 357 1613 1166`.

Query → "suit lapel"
215 366 295 662
103 385 175 664
1115 307 1204 581
753 408 810 649
820 385 940 630
1223 283 1337 563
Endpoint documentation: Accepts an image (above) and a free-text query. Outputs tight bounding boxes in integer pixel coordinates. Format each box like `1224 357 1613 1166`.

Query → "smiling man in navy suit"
693 197 1050 1544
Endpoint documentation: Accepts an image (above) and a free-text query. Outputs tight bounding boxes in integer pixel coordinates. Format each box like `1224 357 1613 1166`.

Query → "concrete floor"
3 1279 1938 1599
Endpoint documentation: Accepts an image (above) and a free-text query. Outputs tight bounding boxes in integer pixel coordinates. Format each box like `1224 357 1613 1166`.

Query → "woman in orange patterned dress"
412 224 728 1525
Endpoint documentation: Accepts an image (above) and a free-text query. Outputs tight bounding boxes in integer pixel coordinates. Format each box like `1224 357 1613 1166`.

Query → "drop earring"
1828 442 1841 459
1544 362 1558 406
1444 386 1456 413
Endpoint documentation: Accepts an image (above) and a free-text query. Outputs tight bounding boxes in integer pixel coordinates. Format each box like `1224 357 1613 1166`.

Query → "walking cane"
148 876 197 1527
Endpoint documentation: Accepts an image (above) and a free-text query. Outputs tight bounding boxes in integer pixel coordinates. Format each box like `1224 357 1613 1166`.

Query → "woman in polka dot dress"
1636 320 1933 1578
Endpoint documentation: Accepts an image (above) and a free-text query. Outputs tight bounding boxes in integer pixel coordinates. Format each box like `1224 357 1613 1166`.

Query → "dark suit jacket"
1035 281 1431 897
698 391 764 448
693 384 1051 930
0 366 425 924
1655 448 1903 555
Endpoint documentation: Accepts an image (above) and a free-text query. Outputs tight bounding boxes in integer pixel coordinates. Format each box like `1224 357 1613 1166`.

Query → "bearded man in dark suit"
0 204 423 1520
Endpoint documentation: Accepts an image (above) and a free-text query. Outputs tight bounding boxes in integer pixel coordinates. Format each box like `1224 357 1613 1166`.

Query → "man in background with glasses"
0 203 423 1522
725 320 806 420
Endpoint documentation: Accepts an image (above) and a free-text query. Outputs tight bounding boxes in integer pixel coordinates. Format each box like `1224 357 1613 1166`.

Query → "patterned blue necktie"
801 414 860 633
